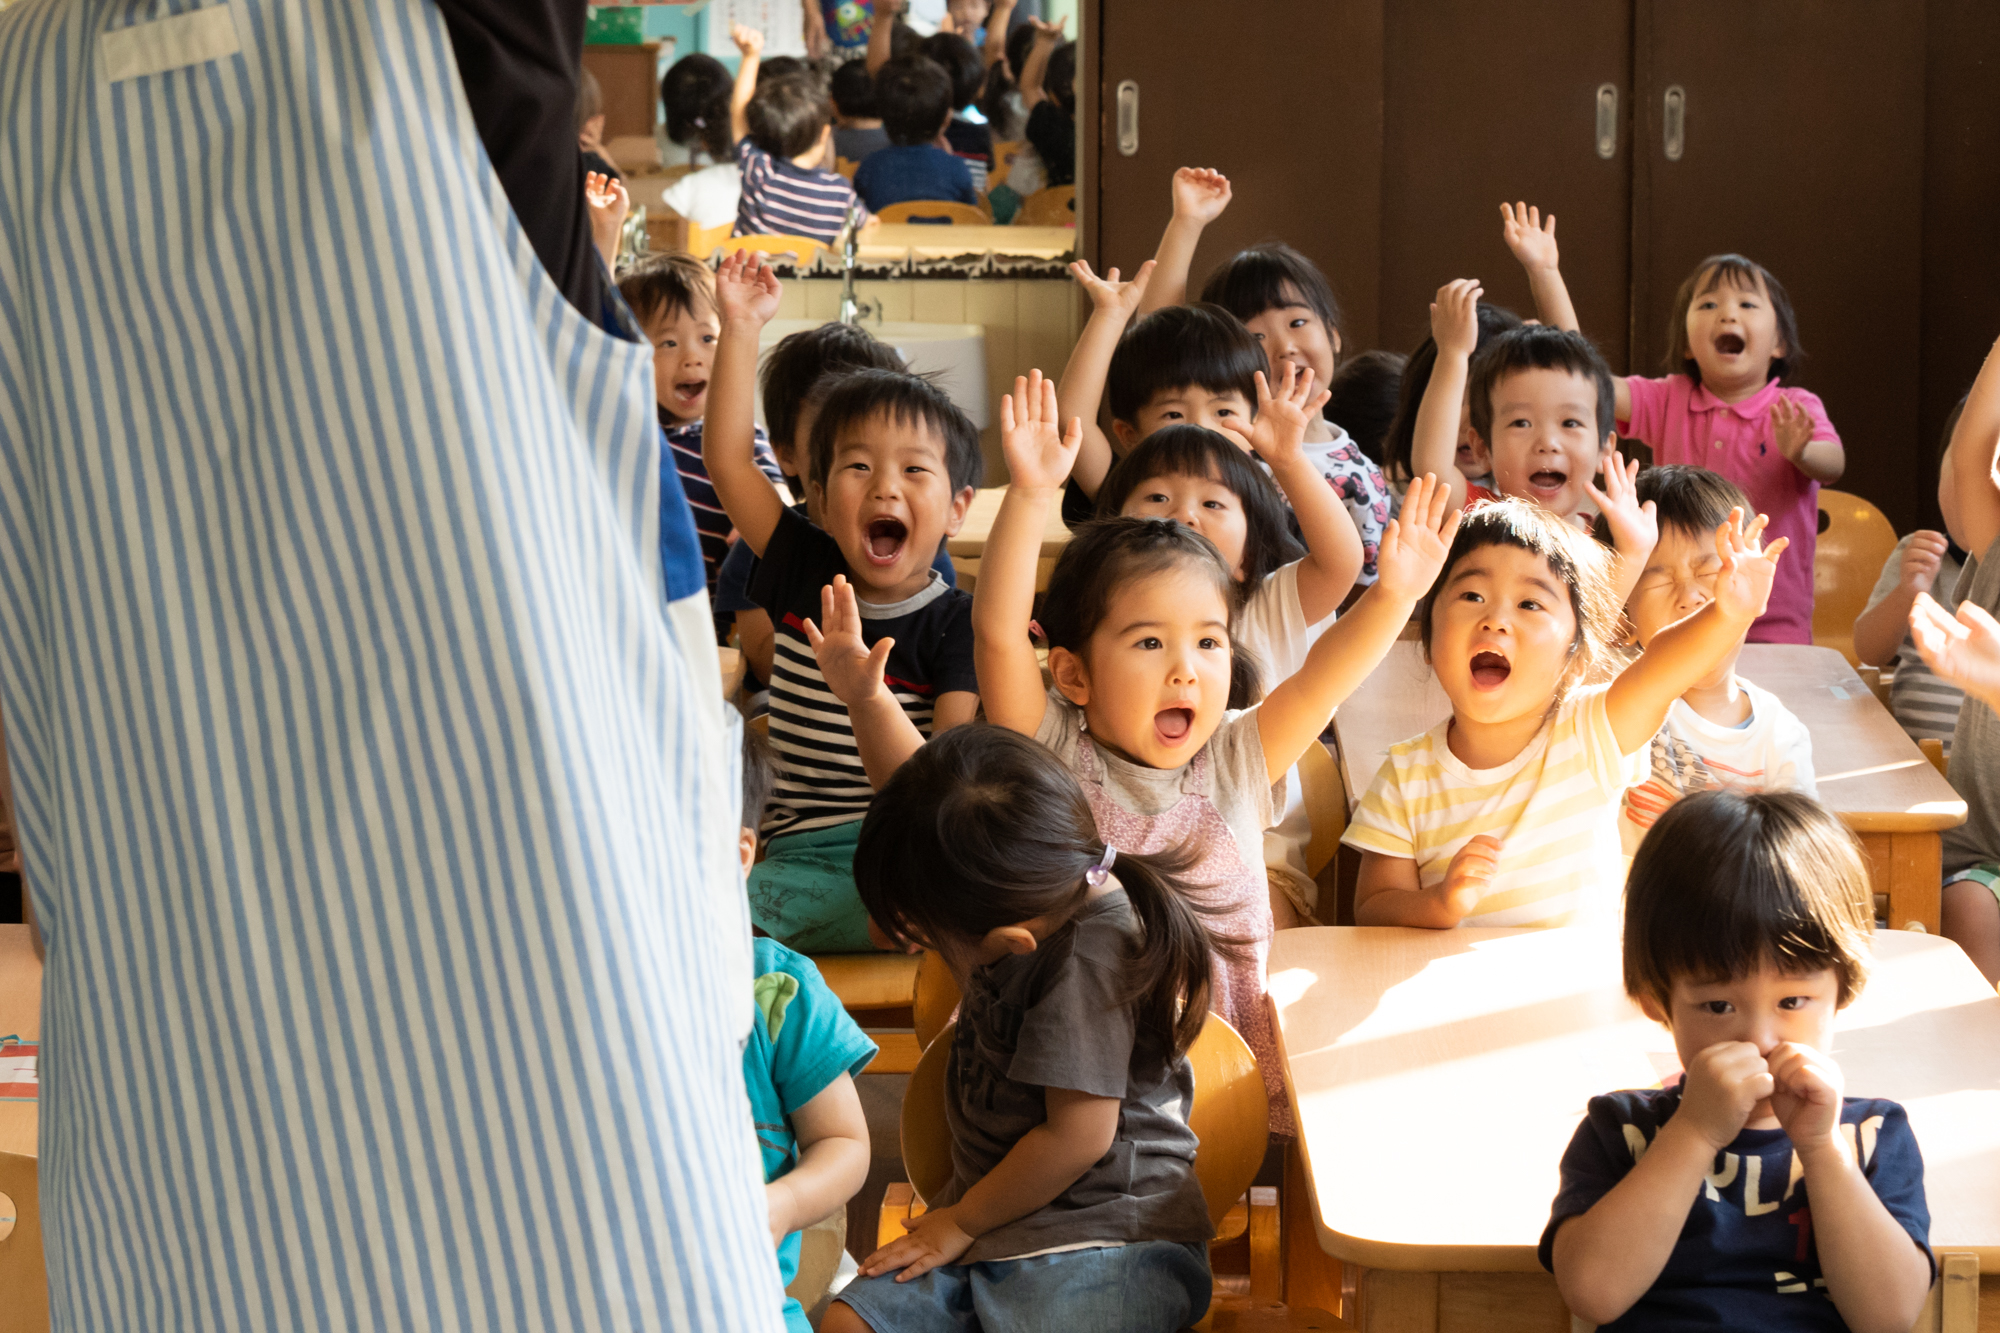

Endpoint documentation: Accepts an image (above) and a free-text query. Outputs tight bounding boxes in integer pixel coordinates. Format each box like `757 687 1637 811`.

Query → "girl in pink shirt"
1501 204 1845 643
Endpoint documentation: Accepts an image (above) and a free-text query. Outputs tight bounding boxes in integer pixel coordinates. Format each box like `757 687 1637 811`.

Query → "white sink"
757 319 990 430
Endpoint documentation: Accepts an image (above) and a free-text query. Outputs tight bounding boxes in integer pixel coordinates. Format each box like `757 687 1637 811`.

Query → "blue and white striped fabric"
0 2 784 1330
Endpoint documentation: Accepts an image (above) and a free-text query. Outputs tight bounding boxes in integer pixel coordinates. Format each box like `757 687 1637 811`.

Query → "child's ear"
738 828 758 877
1048 646 1090 708
982 924 1039 957
943 485 976 537
1110 418 1142 452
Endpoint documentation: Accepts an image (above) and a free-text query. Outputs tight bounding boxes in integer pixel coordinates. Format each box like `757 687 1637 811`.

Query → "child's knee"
1941 876 2000 943
819 1300 876 1333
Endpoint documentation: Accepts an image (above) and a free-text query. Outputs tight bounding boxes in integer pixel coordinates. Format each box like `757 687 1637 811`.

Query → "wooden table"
1330 642 1967 933
0 923 40 1158
1269 926 2000 1330
947 486 1072 563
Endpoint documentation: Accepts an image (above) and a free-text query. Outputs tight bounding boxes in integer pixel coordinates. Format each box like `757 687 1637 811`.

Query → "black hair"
740 718 776 833
1325 350 1407 467
876 55 955 146
755 55 810 84
1590 465 1748 551
829 58 877 119
1105 304 1264 427
1382 302 1523 483
855 725 1218 1057
1041 517 1261 708
1625 790 1872 1015
616 251 714 326
807 368 984 494
974 24 1037 130
1665 254 1805 386
662 53 733 152
746 73 832 160
919 32 985 110
1418 499 1621 712
1467 324 1616 446
1200 243 1346 368
1045 40 1077 116
1095 425 1305 592
761 324 907 463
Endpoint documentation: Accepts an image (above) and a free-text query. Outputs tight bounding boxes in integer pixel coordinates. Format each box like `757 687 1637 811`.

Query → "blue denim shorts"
834 1240 1211 1333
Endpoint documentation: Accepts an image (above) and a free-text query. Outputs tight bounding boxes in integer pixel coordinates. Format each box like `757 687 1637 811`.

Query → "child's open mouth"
1154 707 1194 744
1713 332 1746 357
672 378 708 409
1527 469 1568 496
864 517 908 566
1470 650 1512 690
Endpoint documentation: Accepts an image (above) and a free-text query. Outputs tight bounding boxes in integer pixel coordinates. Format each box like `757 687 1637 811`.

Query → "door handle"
1594 83 1618 159
1662 85 1685 161
1116 79 1139 156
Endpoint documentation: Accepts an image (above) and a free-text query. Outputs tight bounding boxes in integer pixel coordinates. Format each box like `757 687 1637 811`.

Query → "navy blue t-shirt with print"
749 505 977 839
1540 1087 1932 1331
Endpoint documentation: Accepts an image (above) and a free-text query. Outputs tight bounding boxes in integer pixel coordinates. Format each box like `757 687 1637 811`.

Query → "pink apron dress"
1075 738 1290 1135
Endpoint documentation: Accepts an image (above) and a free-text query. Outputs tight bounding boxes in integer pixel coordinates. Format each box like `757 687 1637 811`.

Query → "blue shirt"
853 144 979 212
745 939 878 1332
1541 1087 1933 1330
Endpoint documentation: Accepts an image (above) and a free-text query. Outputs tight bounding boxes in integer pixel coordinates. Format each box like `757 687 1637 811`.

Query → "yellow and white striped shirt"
1342 684 1646 927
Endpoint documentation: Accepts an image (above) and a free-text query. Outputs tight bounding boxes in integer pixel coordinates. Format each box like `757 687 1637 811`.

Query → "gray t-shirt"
1944 546 2000 872
1862 532 1968 754
930 889 1214 1261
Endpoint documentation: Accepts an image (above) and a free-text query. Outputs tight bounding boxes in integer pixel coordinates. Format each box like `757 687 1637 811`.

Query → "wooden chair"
834 156 860 181
988 139 1025 192
875 200 991 226
1297 739 1346 918
1921 736 1949 780
880 1015 1346 1330
1016 184 1076 227
910 949 959 1050
815 953 924 1074
681 217 735 260
785 1211 848 1327
713 233 827 265
1814 489 1899 665
0 1151 47 1333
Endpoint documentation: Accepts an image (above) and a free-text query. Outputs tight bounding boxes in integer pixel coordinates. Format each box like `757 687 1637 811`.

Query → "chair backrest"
714 233 826 264
834 156 860 181
683 217 735 260
988 139 1024 191
1016 184 1076 227
1296 738 1347 880
1814 489 1899 665
876 200 990 226
902 1012 1268 1232
0 1151 47 1333
911 950 960 1049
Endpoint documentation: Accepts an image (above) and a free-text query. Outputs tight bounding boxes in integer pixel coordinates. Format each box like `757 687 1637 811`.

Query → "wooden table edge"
1840 809 1967 833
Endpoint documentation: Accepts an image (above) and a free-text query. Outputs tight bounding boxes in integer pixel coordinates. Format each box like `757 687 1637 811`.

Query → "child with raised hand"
1910 329 2000 983
1545 789 1933 1333
822 726 1219 1333
705 251 982 952
1594 466 1817 850
1382 300 1523 493
729 23 859 244
1502 203 1841 643
978 371 1459 1122
1343 498 1786 930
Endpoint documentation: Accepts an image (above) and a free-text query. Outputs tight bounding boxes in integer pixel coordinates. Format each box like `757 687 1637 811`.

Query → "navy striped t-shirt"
662 414 788 596
735 138 859 244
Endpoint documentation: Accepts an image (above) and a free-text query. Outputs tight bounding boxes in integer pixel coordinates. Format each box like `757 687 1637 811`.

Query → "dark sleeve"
747 505 844 616
932 595 979 696
1008 935 1133 1099
1061 475 1097 527
1537 1097 1639 1272
1858 1101 1936 1282
713 539 761 615
1026 103 1075 187
431 0 615 327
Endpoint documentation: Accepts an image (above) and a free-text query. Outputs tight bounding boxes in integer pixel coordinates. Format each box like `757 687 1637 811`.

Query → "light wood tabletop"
0 922 40 1157
1331 642 1967 931
946 486 1073 561
1270 926 2000 1275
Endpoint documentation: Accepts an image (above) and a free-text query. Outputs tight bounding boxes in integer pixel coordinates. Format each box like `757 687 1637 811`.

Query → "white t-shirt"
1343 684 1647 928
1619 678 1816 853
1235 560 1338 915
661 161 743 229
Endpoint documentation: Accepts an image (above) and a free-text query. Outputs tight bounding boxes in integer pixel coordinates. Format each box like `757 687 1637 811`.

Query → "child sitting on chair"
729 24 859 244
853 55 980 211
1594 465 1817 852
736 724 877 1333
1544 789 1932 1332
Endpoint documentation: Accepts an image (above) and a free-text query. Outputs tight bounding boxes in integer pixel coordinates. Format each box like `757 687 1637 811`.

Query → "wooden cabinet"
1085 1 2000 530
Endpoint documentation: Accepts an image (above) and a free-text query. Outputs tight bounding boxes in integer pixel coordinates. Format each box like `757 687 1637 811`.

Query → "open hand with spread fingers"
1711 506 1788 624
1001 369 1083 492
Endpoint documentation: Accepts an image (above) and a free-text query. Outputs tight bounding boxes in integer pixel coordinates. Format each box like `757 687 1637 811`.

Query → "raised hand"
1436 834 1501 924
1898 531 1951 596
1911 593 2000 709
1170 167 1232 226
584 171 630 270
731 22 765 56
1500 201 1561 273
1770 397 1815 468
1711 506 1788 623
1068 258 1154 317
1001 370 1083 491
858 1204 976 1282
804 577 893 707
1587 448 1659 559
1766 1042 1845 1154
1431 279 1484 361
1215 365 1327 468
1373 472 1461 602
1676 1041 1775 1151
1028 15 1065 44
715 249 783 328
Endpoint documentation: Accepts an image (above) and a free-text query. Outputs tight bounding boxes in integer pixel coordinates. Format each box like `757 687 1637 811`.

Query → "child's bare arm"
1259 475 1458 781
1854 533 1948 666
866 0 899 75
1018 18 1062 110
1354 839 1497 928
807 577 974 787
1216 365 1362 620
1771 398 1844 484
857 1086 1119 1281
1606 509 1787 753
1057 259 1152 500
1137 168 1231 314
1954 332 2000 558
703 252 789 557
585 171 629 274
729 24 764 145
1500 202 1580 333
766 1072 872 1248
1412 280 1482 512
975 372 1080 737
981 0 1016 68
1587 449 1660 608
736 609 777 682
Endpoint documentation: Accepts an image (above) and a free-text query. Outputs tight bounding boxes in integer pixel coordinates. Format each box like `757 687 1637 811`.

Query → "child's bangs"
1201 244 1342 333
1693 256 1771 299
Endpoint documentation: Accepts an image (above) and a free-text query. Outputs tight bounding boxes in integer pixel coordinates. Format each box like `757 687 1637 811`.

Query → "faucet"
837 198 879 327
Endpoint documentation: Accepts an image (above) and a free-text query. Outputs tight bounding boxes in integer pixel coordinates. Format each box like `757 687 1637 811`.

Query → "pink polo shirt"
1619 374 1838 645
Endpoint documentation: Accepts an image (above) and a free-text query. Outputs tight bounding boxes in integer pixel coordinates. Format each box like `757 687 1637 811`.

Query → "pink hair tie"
1085 845 1117 888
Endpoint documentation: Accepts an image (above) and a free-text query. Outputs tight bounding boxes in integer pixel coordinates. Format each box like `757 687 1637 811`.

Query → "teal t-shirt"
745 938 879 1332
